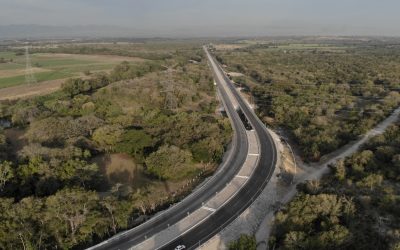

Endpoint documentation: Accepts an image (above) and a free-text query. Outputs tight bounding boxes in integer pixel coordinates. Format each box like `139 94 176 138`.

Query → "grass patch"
0 71 71 88
30 58 97 68
0 63 25 70
50 63 117 74
0 51 18 60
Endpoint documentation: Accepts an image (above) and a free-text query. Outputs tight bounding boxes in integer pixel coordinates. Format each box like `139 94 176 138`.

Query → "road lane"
159 48 277 249
88 47 249 250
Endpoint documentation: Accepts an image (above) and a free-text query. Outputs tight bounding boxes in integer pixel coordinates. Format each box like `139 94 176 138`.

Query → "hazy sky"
1 0 399 37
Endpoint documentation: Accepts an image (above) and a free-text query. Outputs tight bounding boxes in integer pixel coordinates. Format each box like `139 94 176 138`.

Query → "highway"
88 49 249 249
158 48 278 249
88 46 277 250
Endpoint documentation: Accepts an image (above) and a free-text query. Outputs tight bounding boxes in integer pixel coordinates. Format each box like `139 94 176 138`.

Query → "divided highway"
159 48 278 249
88 47 277 250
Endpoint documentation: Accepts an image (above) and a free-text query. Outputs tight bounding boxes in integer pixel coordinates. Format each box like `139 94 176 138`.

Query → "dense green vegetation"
229 234 257 250
215 42 400 161
0 43 231 249
270 123 400 250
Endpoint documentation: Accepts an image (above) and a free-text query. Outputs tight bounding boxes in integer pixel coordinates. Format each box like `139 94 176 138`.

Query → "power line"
160 68 178 110
25 46 37 85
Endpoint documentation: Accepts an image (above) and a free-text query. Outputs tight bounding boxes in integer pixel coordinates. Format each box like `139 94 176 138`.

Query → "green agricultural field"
0 63 25 70
0 51 144 89
0 51 17 60
0 71 72 89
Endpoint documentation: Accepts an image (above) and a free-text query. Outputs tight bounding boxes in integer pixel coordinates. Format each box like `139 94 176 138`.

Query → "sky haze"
0 0 399 37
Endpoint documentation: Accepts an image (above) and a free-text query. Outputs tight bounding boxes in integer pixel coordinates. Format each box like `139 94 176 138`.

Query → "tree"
92 125 124 152
0 161 13 191
145 145 194 180
44 188 103 248
58 159 99 188
115 129 154 160
274 193 355 249
0 198 23 249
0 131 6 160
375 146 396 163
229 234 257 250
391 154 400 179
314 225 351 249
14 197 45 249
0 130 6 147
25 117 96 145
100 196 131 234
333 160 346 182
347 150 374 176
191 137 225 163
356 174 384 190
11 105 40 126
62 78 91 97
283 231 307 249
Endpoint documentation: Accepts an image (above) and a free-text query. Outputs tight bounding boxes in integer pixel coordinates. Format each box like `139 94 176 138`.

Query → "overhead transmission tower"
25 46 37 85
161 68 178 110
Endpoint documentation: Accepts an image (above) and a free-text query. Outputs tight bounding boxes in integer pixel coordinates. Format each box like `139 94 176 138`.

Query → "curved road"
160 48 278 249
89 47 277 250
88 49 249 250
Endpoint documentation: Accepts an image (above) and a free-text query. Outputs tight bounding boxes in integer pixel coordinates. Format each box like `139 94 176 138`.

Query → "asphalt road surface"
89 47 277 250
88 48 250 250
159 48 278 250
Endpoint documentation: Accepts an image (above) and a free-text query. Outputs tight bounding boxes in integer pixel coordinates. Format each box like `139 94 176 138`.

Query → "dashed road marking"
248 153 259 156
236 175 249 179
202 206 216 212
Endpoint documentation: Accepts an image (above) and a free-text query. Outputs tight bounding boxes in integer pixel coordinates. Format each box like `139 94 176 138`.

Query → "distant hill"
0 24 147 39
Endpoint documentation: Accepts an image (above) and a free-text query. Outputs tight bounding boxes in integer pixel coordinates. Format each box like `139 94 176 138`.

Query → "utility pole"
161 68 178 110
25 46 37 85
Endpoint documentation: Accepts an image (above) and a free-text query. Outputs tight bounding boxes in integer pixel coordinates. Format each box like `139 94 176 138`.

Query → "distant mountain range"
0 25 148 40
1 24 398 41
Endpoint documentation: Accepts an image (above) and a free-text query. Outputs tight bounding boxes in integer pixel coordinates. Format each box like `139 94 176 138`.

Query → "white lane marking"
248 153 259 156
151 49 266 250
236 175 249 179
202 206 216 212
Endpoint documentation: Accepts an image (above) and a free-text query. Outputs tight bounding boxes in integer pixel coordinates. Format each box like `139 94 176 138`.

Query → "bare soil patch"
93 153 190 197
0 78 67 100
228 72 244 77
93 153 139 186
0 67 51 78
